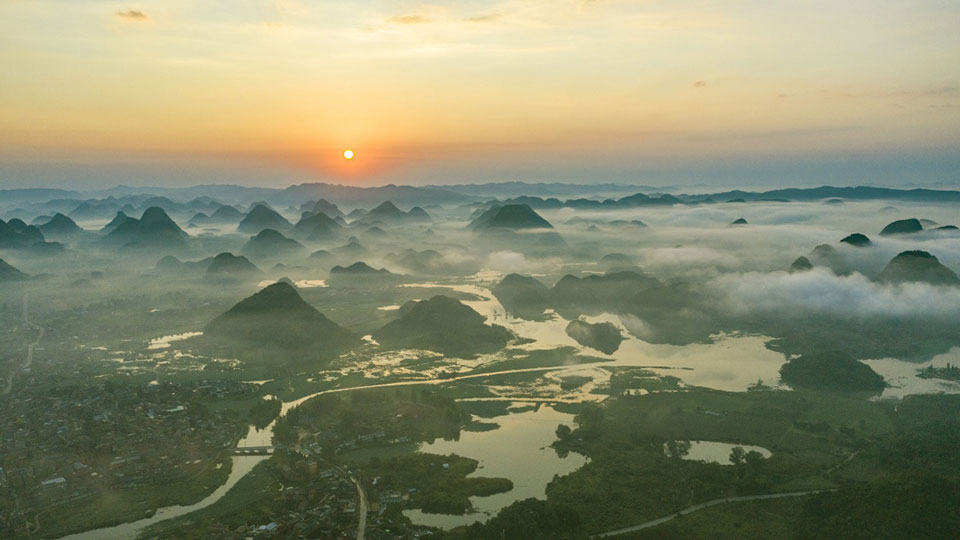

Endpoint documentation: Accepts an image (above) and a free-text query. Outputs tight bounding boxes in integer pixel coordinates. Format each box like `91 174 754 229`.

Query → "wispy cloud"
387 14 429 25
692 80 707 88
463 13 502 23
116 9 147 21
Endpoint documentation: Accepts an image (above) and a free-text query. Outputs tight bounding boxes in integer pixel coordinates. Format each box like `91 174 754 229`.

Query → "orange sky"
1 1 958 187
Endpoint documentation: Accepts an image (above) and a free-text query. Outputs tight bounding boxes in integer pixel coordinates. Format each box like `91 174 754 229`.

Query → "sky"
1 0 958 189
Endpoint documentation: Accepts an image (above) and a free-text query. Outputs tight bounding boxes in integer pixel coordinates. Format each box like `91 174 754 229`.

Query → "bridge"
231 446 275 455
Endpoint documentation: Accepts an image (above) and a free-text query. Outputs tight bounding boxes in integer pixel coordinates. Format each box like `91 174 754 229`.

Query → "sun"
343 149 354 160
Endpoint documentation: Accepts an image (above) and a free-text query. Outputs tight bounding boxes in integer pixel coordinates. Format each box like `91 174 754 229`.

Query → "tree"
665 439 692 460
556 424 572 441
729 446 746 466
575 404 605 439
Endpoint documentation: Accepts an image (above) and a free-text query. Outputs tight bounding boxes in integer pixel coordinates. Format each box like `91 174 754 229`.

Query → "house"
41 476 67 488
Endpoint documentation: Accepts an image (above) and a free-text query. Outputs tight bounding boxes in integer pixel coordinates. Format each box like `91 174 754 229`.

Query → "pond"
664 440 772 465
403 404 587 529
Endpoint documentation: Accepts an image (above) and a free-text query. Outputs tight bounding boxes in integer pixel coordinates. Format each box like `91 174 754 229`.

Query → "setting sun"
343 149 354 160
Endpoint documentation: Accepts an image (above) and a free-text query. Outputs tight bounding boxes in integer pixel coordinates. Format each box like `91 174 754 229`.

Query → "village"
0 374 253 537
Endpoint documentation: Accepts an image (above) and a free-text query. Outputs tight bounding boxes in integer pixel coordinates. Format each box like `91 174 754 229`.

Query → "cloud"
463 13 502 23
692 80 707 88
387 15 429 25
116 9 147 21
715 268 960 320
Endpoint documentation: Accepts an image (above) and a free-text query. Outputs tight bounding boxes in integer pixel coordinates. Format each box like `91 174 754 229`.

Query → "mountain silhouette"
237 204 291 233
358 201 432 224
373 295 512 356
470 204 554 230
0 219 45 249
100 211 132 234
0 258 29 282
840 233 872 247
292 211 343 240
790 256 814 272
38 213 83 235
877 251 960 285
780 351 885 393
210 205 244 223
880 218 923 236
206 252 262 277
105 207 188 248
204 281 360 356
242 229 305 259
566 319 622 354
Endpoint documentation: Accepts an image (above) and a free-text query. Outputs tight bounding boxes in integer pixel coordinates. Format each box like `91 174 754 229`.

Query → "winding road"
350 472 367 540
595 489 834 538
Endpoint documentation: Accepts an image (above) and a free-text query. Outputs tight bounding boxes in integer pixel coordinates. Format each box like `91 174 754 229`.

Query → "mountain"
210 205 244 223
0 259 29 282
840 233 872 247
566 319 622 354
276 182 471 207
730 218 749 226
383 248 475 276
779 351 885 393
69 199 122 220
808 244 853 275
372 295 513 357
328 261 400 286
155 255 186 272
300 199 344 219
155 255 215 273
204 282 360 357
877 251 960 285
188 212 210 226
292 211 343 240
242 229 305 259
309 249 332 261
551 271 659 312
100 211 132 234
683 186 960 204
237 204 291 233
790 256 814 272
0 218 46 249
880 218 923 236
366 201 404 220
359 201 432 224
407 207 431 221
105 207 189 248
38 213 83 236
330 261 390 275
492 274 551 319
470 204 554 230
5 219 29 233
332 239 367 258
205 252 262 277
362 226 388 239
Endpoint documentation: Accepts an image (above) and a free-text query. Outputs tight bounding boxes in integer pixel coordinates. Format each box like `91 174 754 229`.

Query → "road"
595 489 834 538
348 471 367 540
3 294 44 396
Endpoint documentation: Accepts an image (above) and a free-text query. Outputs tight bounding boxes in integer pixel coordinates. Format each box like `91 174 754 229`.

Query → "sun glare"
343 149 354 160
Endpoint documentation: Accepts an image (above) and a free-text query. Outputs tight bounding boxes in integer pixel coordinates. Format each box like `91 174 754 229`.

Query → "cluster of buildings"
0 378 248 537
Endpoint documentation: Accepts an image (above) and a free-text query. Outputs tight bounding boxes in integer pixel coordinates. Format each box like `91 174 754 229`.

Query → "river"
63 271 957 537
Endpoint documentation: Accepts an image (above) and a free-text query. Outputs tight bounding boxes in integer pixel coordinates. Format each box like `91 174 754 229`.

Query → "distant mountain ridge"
6 185 958 219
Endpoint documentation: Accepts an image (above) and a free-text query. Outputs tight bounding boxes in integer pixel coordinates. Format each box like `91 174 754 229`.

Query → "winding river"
61 271 960 537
